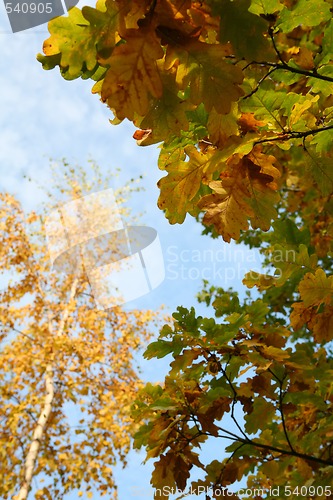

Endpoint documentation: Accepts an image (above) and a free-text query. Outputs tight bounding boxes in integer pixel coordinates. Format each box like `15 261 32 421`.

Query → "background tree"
0 163 157 499
37 1 333 498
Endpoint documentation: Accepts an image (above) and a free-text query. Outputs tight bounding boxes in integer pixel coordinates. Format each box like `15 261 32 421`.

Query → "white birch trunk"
16 278 78 500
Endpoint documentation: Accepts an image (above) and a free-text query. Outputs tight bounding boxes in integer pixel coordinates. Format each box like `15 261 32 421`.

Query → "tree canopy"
37 1 333 498
0 165 157 499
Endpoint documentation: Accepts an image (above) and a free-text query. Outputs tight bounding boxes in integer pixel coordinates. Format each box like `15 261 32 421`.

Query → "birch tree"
0 165 157 499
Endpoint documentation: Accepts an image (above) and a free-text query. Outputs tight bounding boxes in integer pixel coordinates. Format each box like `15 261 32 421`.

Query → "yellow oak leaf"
298 268 333 307
101 29 164 120
310 307 333 343
245 149 281 230
198 178 252 242
157 145 223 224
198 149 280 241
207 104 240 147
291 270 333 341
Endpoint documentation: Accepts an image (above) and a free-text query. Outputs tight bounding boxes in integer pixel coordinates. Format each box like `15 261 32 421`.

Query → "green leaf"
150 398 179 411
249 0 283 16
307 66 333 96
40 5 117 79
319 19 333 63
158 137 188 171
310 128 333 154
244 398 276 434
306 149 333 196
240 88 287 130
157 146 226 224
210 0 272 60
165 41 244 114
144 339 182 359
271 243 318 285
277 0 332 33
138 74 192 144
173 306 200 332
283 391 327 411
36 52 61 71
271 219 311 248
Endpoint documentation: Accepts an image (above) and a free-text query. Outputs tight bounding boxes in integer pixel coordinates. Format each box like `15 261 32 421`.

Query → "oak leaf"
211 0 272 60
151 453 177 499
40 5 117 79
291 269 333 341
165 41 244 114
298 268 333 307
157 145 222 224
101 29 164 120
137 70 193 144
199 150 280 241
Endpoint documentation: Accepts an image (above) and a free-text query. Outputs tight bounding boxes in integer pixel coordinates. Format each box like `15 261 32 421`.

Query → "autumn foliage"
0 171 156 499
35 0 333 498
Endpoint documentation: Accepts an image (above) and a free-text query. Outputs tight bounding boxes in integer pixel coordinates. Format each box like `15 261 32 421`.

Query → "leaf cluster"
38 0 333 243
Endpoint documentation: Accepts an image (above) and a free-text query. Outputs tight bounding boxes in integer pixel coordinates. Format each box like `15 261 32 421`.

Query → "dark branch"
268 27 287 67
213 426 333 467
242 67 278 99
254 124 333 145
206 350 249 442
277 373 295 453
248 60 333 83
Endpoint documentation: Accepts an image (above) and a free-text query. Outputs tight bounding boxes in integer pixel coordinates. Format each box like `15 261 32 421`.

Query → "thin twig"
242 67 278 99
275 372 295 453
268 27 286 66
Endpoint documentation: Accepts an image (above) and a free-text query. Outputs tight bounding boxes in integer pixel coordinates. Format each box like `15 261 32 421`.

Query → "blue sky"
0 4 264 498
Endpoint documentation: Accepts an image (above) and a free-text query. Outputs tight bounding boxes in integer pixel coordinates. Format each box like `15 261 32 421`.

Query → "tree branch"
242 67 278 99
249 60 333 83
276 372 295 453
211 425 333 467
206 350 249 442
186 414 333 468
254 124 333 145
